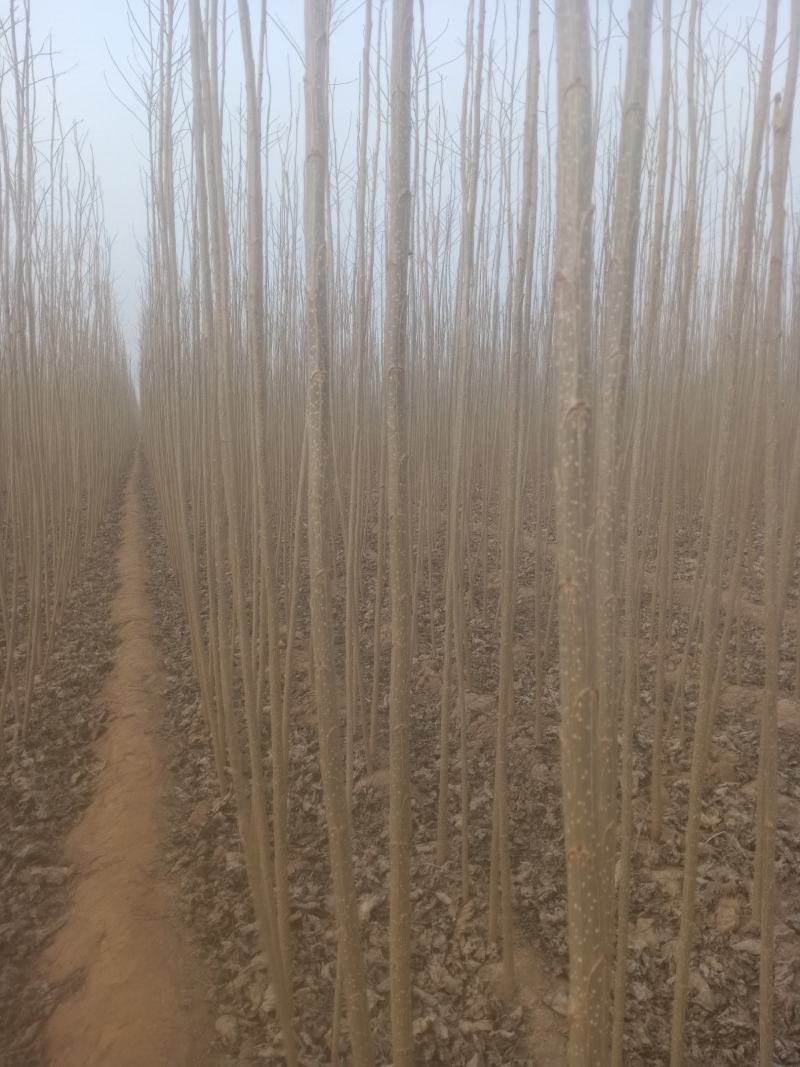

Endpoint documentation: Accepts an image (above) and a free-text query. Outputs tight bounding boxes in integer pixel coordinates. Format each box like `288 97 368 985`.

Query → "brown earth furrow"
41 459 212 1067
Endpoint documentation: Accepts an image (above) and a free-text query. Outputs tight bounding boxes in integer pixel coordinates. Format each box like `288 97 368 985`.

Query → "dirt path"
41 460 213 1066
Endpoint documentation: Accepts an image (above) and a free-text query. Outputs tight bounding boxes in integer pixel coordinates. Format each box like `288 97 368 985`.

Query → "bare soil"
1 486 122 1065
40 461 213 1066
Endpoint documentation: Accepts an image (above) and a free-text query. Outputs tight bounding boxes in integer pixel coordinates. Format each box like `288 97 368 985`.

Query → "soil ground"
1 484 122 1065
41 460 212 1066
1 460 213 1067
3 463 799 1065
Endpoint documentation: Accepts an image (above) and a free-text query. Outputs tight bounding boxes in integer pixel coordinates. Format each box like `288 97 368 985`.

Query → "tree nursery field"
1 1 800 1065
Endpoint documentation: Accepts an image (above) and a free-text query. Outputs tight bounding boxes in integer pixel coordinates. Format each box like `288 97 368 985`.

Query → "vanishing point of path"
41 459 212 1066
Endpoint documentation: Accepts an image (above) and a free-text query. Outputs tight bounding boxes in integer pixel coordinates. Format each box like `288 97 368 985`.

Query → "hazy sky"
26 1 794 356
